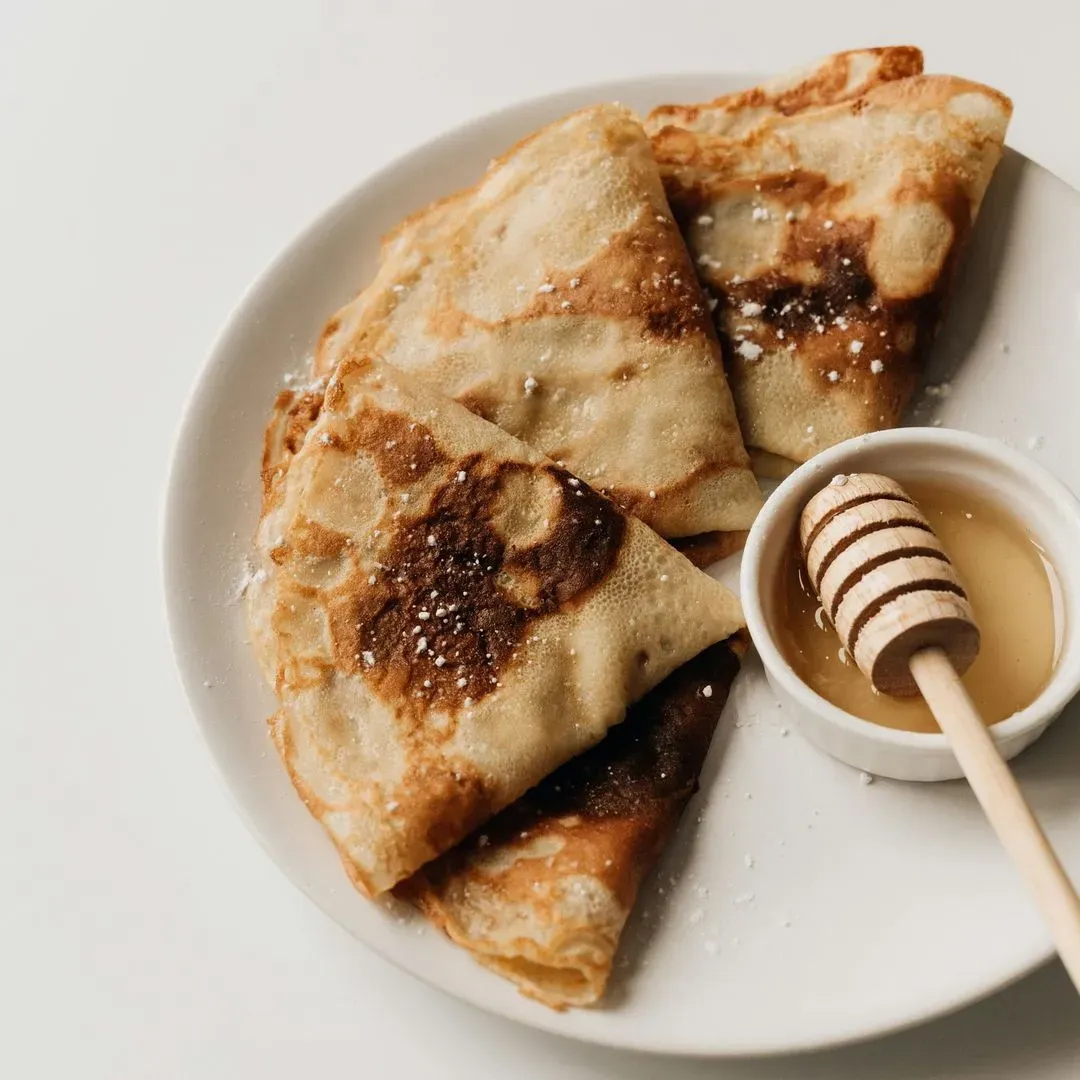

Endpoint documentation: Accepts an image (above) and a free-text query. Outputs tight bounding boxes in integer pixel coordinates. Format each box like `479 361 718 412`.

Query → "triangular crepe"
406 636 744 1009
312 104 761 540
647 55 1011 471
247 357 743 895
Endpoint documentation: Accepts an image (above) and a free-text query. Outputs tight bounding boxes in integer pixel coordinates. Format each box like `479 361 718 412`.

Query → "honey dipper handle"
909 647 1080 993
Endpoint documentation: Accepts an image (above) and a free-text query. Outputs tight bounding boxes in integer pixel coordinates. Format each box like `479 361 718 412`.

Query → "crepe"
311 104 761 541
647 51 1012 468
672 528 749 569
246 356 744 896
649 46 924 139
407 636 744 1009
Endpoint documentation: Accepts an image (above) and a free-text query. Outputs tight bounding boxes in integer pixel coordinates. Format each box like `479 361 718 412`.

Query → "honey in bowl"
775 480 1059 732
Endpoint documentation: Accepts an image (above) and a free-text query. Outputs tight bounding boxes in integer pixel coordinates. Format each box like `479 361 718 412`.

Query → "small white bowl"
740 428 1080 781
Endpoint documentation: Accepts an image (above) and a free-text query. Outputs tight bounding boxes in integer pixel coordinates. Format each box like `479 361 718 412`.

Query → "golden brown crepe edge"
645 46 924 135
403 638 744 1009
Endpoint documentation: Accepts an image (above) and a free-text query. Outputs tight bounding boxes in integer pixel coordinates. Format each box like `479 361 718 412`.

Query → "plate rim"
162 71 1063 1058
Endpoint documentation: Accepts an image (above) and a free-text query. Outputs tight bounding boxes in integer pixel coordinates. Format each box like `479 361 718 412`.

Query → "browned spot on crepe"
309 104 761 539
405 638 743 1008
647 63 1011 462
337 406 449 484
511 208 717 344
260 384 325 510
672 529 749 569
248 356 745 897
648 47 925 133
327 447 625 716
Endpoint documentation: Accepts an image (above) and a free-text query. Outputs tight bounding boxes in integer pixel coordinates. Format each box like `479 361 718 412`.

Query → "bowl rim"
740 426 1080 754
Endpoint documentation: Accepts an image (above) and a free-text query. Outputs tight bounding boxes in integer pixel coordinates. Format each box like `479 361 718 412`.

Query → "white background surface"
3 1 1079 1075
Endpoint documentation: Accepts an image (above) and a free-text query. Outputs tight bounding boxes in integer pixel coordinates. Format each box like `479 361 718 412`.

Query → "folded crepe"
312 104 761 542
406 635 744 1009
246 356 744 896
647 50 1012 471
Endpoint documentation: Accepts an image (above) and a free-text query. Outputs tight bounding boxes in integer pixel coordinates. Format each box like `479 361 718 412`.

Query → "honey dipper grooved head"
800 473 980 697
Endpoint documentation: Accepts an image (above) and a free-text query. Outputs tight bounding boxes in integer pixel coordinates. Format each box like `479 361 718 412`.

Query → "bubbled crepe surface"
246 356 743 896
406 638 743 1009
647 48 1012 467
313 104 762 539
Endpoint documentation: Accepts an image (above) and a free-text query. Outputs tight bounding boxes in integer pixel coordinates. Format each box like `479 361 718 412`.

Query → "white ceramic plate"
163 75 1080 1057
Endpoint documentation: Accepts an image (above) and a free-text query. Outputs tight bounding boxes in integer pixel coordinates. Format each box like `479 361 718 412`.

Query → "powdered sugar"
232 560 268 602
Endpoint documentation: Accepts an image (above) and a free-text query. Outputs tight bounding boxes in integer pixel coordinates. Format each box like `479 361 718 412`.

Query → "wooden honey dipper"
801 472 1080 992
